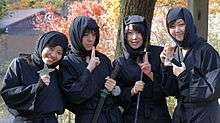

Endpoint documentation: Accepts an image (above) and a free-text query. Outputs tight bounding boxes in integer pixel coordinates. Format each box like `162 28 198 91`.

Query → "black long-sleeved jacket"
60 52 114 107
60 52 122 123
61 16 122 123
114 45 171 122
113 15 171 123
0 31 68 123
163 7 220 103
1 56 64 117
163 7 220 123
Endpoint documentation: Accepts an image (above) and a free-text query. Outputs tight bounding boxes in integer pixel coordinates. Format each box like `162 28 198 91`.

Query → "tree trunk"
115 0 157 57
61 0 80 17
187 0 208 40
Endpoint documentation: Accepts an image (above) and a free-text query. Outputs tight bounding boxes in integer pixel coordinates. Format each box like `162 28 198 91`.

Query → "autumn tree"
34 0 218 58
115 0 157 56
61 0 78 16
35 0 120 60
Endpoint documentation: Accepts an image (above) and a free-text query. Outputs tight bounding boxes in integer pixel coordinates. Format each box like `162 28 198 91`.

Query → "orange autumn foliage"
34 0 219 60
157 0 187 6
34 0 118 60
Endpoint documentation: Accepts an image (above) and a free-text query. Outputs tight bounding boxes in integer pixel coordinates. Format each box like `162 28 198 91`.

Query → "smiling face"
41 46 63 65
168 19 186 42
126 24 143 49
82 29 97 51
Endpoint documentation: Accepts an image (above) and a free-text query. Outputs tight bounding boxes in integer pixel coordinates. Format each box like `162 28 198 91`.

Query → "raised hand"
139 52 151 74
143 51 149 64
160 48 166 64
38 64 54 76
40 74 50 86
38 64 54 86
86 47 100 72
160 43 175 66
91 46 96 57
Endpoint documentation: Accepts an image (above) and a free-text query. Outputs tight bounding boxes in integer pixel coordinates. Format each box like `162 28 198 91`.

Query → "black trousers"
173 100 220 123
13 113 57 123
122 102 171 123
75 107 123 123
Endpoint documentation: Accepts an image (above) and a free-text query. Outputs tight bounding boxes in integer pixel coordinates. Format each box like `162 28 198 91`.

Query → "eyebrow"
56 48 63 51
85 30 96 33
176 20 185 24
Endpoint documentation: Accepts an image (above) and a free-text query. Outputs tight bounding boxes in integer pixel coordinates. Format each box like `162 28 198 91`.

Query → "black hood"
69 16 99 57
121 15 149 60
32 31 68 69
166 7 198 48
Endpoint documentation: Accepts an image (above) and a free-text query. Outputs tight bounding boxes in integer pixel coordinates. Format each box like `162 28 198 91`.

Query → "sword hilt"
100 89 109 97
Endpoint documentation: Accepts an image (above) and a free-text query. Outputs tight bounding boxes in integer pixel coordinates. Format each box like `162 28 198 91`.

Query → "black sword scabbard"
92 62 121 123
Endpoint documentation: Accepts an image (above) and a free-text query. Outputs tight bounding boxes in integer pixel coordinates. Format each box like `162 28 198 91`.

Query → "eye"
135 31 141 35
83 33 89 36
57 51 63 56
127 30 134 34
169 25 175 29
91 32 97 36
50 47 54 50
127 32 133 37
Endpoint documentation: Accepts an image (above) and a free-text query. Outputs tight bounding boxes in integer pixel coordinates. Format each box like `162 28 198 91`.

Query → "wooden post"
188 0 209 40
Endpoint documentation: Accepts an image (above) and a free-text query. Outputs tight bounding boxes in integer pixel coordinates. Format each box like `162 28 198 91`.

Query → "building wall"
0 15 43 63
0 32 42 63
